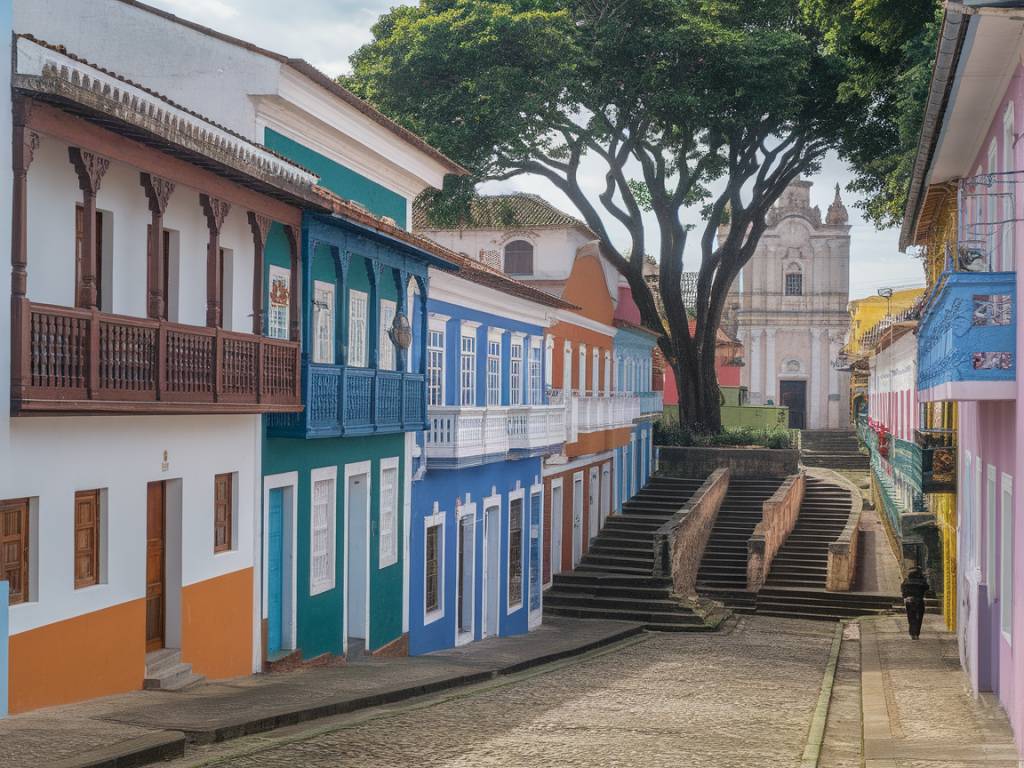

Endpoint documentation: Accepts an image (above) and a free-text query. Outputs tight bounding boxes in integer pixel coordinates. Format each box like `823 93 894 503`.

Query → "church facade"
725 179 851 430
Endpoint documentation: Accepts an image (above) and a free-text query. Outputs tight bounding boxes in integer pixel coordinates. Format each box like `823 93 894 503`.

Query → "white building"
726 179 852 429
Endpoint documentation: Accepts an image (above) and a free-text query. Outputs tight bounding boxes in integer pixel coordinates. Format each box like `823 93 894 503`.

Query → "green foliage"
802 0 941 229
654 422 794 449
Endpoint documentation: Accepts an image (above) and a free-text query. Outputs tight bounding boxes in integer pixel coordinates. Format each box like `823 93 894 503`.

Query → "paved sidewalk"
860 615 1019 767
0 618 642 768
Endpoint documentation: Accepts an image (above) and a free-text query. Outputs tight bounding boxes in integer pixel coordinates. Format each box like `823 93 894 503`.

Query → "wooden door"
780 380 807 430
73 490 100 589
146 481 166 652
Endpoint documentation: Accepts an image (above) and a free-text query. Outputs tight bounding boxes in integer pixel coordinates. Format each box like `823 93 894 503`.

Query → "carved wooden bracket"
248 211 272 248
68 147 110 195
140 172 176 215
200 193 231 236
248 212 272 335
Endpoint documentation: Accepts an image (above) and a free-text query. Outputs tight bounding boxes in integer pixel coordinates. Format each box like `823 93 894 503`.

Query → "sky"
146 0 926 302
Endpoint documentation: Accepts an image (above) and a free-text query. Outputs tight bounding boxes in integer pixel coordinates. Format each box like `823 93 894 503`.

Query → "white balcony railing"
639 391 664 415
426 403 567 462
575 391 641 432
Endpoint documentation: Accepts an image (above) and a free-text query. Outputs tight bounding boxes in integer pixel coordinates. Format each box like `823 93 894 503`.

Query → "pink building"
902 4 1023 751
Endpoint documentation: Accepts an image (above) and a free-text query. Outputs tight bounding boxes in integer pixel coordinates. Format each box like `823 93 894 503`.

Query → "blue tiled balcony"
917 271 1016 401
267 364 425 438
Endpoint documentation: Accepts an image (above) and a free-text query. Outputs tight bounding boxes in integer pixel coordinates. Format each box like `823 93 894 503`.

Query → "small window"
461 333 477 407
74 489 101 588
310 468 336 595
313 281 335 365
487 339 502 406
510 340 523 406
1 498 30 604
379 299 397 371
504 240 534 275
267 265 291 340
427 328 445 406
348 289 368 367
214 474 233 553
784 272 803 296
74 205 107 311
425 513 444 618
508 497 524 609
379 461 399 568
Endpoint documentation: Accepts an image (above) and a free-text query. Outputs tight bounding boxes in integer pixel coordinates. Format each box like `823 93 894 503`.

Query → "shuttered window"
425 523 441 614
214 474 233 553
310 471 336 595
74 490 100 589
379 463 399 568
379 299 397 371
348 290 368 367
508 497 524 608
313 281 335 365
510 341 523 406
1 498 29 605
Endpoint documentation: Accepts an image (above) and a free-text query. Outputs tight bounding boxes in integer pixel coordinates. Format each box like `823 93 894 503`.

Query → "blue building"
408 257 574 653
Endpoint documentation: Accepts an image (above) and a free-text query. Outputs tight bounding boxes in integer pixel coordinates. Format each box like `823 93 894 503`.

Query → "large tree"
345 0 887 433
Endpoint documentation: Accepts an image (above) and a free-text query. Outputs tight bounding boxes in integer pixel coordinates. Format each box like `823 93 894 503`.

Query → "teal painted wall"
262 433 406 657
264 128 408 228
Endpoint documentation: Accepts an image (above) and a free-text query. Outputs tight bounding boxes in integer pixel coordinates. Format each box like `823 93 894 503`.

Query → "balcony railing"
11 300 301 414
267 364 425 438
425 403 566 466
576 392 640 432
639 391 664 415
917 271 1016 401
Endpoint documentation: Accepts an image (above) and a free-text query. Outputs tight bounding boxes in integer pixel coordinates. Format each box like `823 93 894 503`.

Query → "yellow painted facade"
846 288 926 358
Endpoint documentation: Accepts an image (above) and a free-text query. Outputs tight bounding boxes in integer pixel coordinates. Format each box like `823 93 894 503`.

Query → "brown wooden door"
73 490 100 589
146 481 166 651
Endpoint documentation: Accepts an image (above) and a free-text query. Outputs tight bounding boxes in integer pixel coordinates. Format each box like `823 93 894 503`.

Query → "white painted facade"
13 0 454 204
726 179 851 429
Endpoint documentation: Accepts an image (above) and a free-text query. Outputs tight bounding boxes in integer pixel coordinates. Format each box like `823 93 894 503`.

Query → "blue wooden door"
268 488 284 655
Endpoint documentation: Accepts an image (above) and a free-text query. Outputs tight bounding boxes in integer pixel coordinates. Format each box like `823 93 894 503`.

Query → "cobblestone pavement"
169 616 836 768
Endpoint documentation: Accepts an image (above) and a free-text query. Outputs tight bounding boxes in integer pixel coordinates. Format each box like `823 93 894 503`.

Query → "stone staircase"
695 478 786 612
144 649 204 691
757 477 897 621
543 476 725 631
800 430 869 471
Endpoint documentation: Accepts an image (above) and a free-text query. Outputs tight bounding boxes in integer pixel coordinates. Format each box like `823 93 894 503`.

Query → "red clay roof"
435 250 578 311
414 193 597 237
110 0 468 176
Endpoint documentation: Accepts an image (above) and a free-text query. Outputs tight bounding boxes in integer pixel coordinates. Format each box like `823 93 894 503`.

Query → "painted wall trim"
430 270 560 328
342 460 373 654
542 450 616 477
262 471 299 657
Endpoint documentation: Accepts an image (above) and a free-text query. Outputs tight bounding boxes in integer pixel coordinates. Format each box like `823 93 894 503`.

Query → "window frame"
309 466 338 596
503 239 534 276
1 498 31 605
784 271 803 297
529 338 543 404
74 489 103 589
379 457 400 569
507 492 525 612
987 463 998 590
1002 103 1015 271
348 289 369 368
312 280 335 365
424 506 445 624
460 323 479 407
213 473 235 554
510 336 524 406
267 264 291 340
427 325 446 407
486 337 502 407
378 298 397 371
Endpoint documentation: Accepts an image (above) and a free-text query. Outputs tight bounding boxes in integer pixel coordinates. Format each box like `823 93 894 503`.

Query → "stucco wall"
657 446 798 480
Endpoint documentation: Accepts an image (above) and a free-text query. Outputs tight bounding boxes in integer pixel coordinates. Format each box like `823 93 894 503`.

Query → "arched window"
504 240 534 275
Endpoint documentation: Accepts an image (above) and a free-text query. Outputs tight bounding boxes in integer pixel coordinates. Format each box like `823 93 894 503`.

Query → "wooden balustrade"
11 299 301 414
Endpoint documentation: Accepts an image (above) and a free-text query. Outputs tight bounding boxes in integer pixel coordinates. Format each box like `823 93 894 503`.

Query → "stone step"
543 604 705 626
552 571 671 589
544 592 689 613
144 650 204 692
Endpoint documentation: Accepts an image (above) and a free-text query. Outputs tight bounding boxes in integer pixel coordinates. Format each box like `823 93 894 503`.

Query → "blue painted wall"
418 298 547 407
264 128 408 228
0 581 8 719
409 457 541 655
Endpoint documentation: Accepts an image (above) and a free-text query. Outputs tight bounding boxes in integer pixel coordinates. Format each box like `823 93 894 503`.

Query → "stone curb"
45 730 186 768
50 622 646 766
800 621 844 768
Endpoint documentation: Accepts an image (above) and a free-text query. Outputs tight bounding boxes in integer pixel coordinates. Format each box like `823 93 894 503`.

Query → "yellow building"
846 288 925 357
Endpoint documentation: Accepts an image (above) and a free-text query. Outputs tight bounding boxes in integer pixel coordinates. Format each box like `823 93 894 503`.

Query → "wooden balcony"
11 299 301 414
266 364 425 439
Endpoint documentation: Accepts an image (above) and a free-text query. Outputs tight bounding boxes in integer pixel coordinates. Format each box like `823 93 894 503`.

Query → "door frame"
588 466 600 542
262 472 298 658
481 492 502 638
454 499 477 646
548 477 563 584
779 379 808 430
528 479 544 629
343 461 372 653
145 481 166 653
572 471 584 568
600 462 612 527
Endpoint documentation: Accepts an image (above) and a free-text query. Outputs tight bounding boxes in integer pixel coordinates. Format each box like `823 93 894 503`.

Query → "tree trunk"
668 345 722 434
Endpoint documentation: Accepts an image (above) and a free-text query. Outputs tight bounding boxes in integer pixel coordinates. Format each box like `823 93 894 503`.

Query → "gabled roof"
108 0 468 176
414 193 597 237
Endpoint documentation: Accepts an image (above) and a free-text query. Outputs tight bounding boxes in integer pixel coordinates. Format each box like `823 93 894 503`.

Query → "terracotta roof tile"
414 193 596 236
437 251 578 311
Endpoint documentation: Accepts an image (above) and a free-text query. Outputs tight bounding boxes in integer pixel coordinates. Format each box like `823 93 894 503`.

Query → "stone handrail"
747 472 805 592
652 468 731 597
806 468 864 592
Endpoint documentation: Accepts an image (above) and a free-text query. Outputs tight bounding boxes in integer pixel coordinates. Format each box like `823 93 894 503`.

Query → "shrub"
654 423 794 449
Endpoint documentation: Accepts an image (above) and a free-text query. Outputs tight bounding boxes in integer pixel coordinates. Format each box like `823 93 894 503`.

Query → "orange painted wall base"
8 599 145 714
181 568 253 680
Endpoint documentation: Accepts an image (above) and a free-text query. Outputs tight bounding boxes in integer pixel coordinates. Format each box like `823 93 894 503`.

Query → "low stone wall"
653 468 731 598
812 469 864 592
657 446 798 480
747 472 805 592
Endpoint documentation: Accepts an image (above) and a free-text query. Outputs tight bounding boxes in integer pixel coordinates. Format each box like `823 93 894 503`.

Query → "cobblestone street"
167 617 836 768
